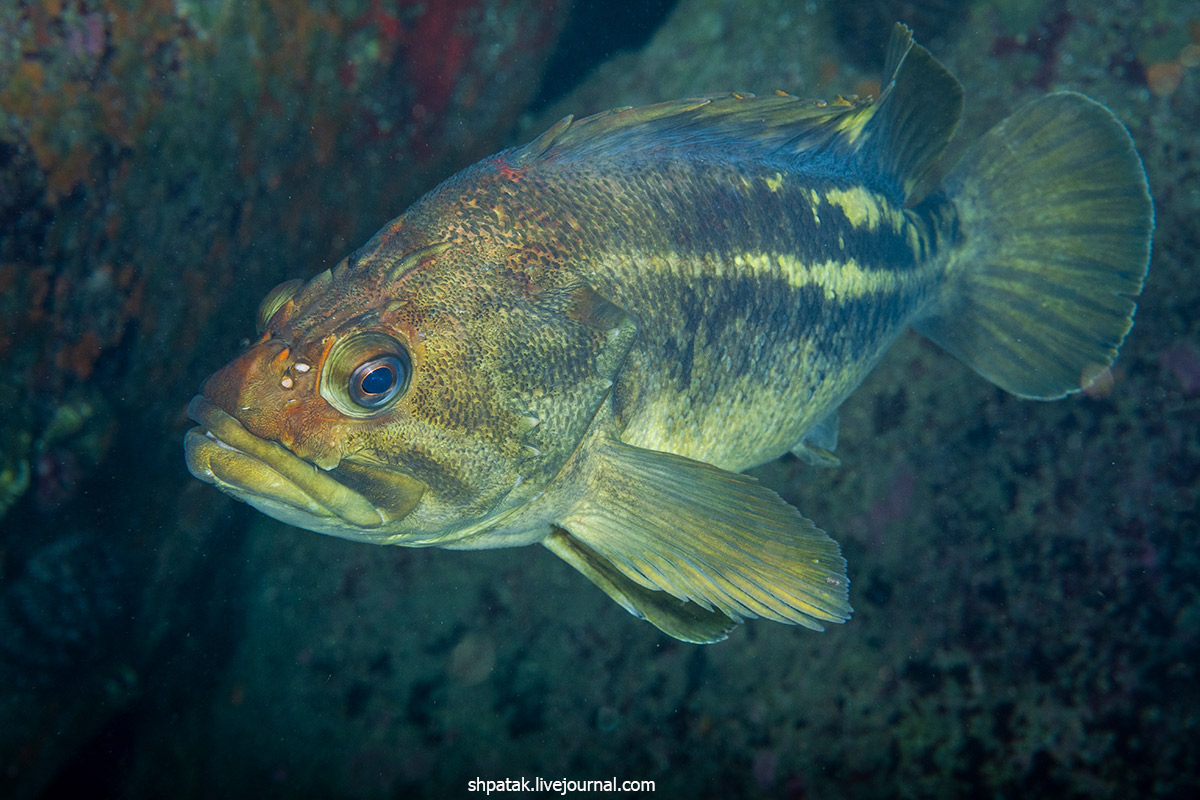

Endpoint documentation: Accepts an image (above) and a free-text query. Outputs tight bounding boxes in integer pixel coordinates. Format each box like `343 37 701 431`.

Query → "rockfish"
185 25 1152 642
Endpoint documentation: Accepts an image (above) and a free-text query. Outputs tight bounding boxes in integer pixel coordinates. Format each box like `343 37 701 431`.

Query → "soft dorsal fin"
512 24 963 202
850 23 965 198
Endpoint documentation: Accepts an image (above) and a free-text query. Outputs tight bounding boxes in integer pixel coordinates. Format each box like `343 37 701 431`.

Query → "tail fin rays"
916 92 1153 399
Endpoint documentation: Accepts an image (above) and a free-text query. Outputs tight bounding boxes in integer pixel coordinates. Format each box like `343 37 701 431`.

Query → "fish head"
184 228 635 546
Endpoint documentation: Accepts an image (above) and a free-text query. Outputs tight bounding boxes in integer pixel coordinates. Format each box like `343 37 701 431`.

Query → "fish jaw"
184 395 426 542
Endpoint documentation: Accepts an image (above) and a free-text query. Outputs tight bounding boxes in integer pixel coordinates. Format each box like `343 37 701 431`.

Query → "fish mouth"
184 395 423 537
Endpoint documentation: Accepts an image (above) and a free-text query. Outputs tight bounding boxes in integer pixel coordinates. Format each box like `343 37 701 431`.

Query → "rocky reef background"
2 0 1198 797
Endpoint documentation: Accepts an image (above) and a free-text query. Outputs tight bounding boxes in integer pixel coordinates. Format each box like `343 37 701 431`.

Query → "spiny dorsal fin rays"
514 114 574 164
510 25 961 206
511 92 869 171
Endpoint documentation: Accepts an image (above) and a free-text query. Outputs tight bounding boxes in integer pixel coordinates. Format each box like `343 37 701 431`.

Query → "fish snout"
200 340 290 428
197 339 348 471
186 341 427 535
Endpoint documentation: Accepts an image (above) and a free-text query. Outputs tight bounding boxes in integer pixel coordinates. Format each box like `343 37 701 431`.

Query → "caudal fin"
916 92 1153 399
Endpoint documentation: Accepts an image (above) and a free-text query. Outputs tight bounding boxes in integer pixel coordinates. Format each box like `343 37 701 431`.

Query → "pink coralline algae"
1161 339 1200 395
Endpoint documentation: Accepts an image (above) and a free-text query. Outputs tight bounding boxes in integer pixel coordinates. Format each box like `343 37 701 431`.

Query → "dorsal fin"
847 23 965 198
511 92 868 172
510 24 963 202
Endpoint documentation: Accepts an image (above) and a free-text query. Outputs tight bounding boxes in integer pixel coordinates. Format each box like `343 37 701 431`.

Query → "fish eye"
349 355 407 408
320 331 412 417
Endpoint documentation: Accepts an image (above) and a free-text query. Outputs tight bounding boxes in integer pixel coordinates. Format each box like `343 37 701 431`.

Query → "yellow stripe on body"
765 176 909 242
731 252 927 302
602 226 940 472
822 185 906 233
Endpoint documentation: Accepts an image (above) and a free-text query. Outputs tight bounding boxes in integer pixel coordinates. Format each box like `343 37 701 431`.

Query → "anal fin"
790 410 841 468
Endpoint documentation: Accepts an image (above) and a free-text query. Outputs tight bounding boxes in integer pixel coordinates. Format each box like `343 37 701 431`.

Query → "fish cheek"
391 366 525 518
381 282 636 526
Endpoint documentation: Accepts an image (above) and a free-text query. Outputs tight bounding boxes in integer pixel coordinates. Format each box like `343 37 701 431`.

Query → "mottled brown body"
185 26 1151 641
505 160 949 472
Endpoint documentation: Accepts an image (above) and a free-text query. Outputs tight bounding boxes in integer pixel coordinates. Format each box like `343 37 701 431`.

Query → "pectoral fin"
553 438 852 640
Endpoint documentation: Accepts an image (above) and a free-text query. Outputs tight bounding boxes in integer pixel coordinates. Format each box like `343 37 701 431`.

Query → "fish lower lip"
184 395 384 528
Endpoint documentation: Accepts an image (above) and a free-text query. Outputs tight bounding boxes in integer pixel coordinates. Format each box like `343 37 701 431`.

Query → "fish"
184 25 1153 643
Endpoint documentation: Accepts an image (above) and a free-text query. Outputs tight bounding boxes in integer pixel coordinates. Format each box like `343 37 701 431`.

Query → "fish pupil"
360 364 395 395
344 345 409 412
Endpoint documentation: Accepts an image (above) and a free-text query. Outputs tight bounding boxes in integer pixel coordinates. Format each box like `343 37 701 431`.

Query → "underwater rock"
0 0 572 521
0 530 134 683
